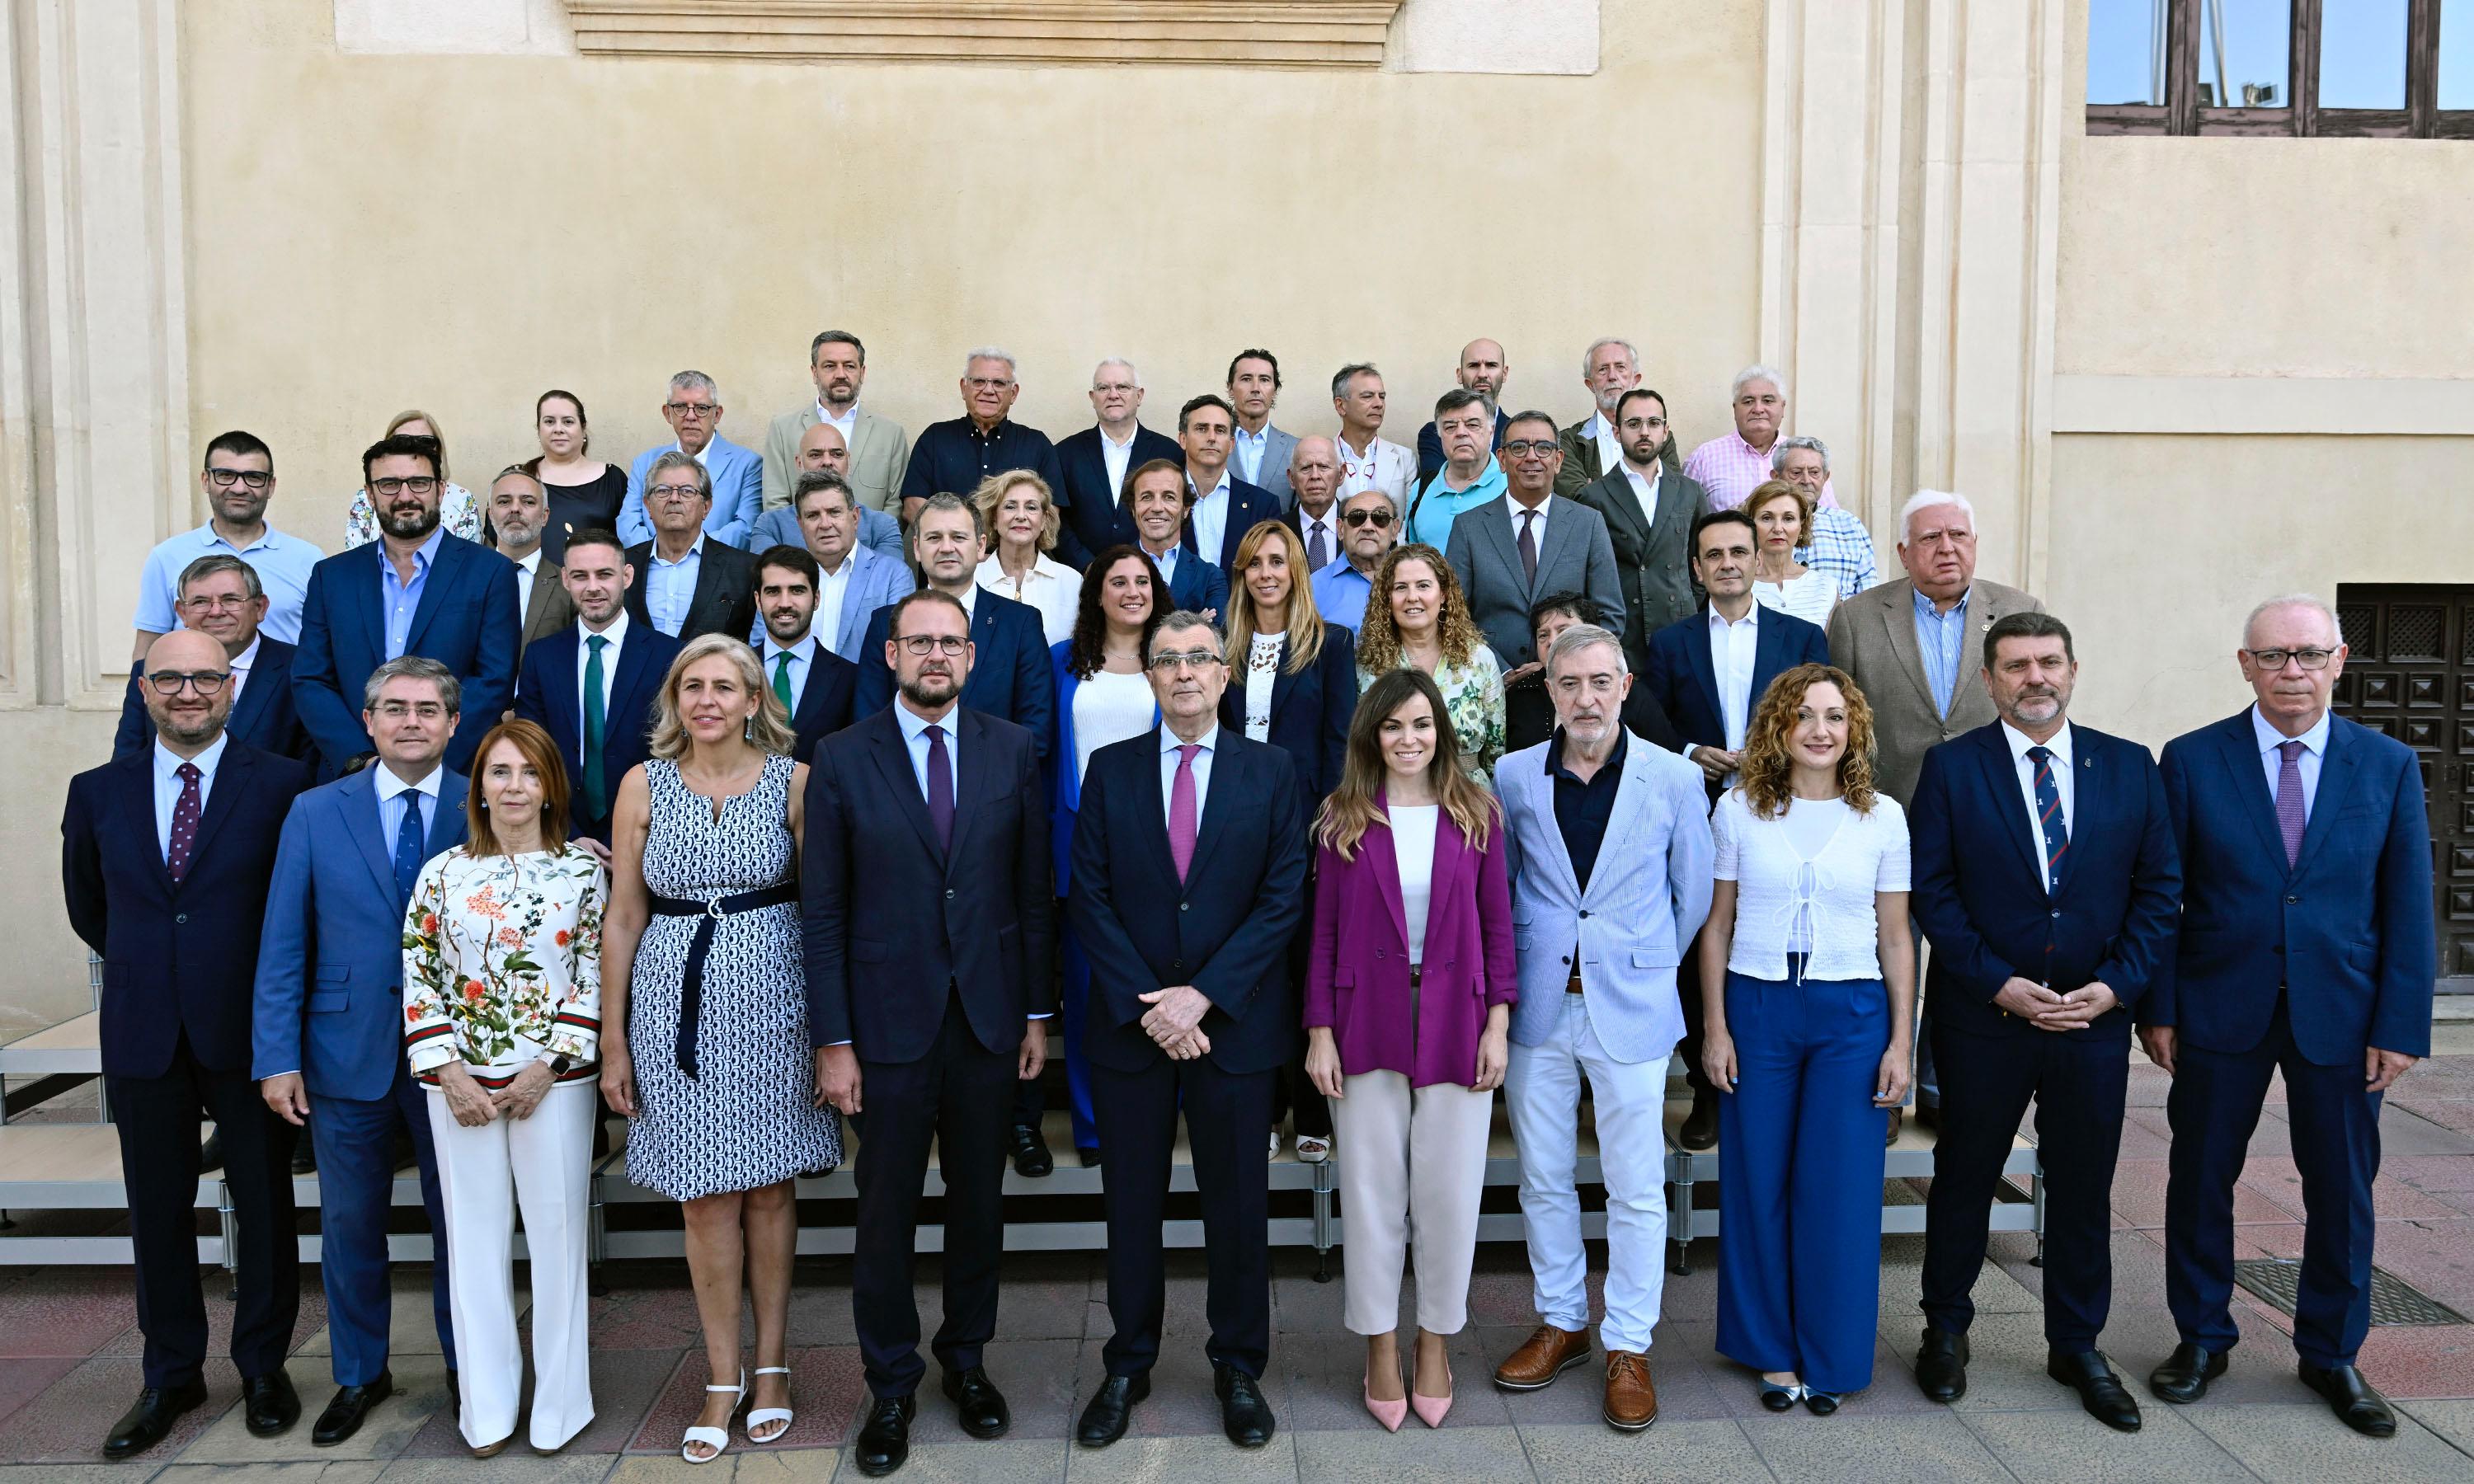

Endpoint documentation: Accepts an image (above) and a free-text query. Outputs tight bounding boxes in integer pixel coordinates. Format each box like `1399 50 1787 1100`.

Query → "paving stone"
1065 1431 1297 1483
1292 1421 1535 1482
1741 1410 2013 1482
2183 1401 2474 1482
1960 1402 2256 1482
1521 1418 1766 1483
177 1352 451 1463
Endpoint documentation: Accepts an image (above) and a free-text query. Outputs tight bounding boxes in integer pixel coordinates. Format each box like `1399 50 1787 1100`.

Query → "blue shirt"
373 763 443 865
379 528 446 660
1187 468 1235 566
1911 585 1973 720
644 533 705 637
1158 722 1218 820
153 733 230 861
892 694 961 803
135 523 325 645
1404 456 1507 550
2253 702 2331 822
898 416 1063 507
1231 424 1270 486
1310 556 1376 632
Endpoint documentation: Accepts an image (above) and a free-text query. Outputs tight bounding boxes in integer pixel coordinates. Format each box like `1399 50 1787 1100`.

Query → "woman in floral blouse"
343 409 480 547
402 718 604 1458
1354 543 1507 782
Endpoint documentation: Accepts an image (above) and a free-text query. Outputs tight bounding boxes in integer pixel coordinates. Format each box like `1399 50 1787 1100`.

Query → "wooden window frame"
2086 0 2471 138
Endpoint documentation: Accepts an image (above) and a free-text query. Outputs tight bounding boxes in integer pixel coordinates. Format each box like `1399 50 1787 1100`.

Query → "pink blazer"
1305 798 1518 1088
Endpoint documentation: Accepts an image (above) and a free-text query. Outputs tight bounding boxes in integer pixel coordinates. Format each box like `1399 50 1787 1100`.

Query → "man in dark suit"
806 588 1056 1476
1054 357 1180 569
1413 338 1512 486
1569 389 1710 678
856 494 1053 758
2145 595 2434 1437
623 449 760 644
291 434 519 776
1907 612 2180 1432
115 553 310 762
64 629 316 1459
1446 408 1627 674
1175 394 1284 575
750 544 858 764
1277 436 1345 576
1067 612 1310 1452
1119 459 1230 618
514 529 679 844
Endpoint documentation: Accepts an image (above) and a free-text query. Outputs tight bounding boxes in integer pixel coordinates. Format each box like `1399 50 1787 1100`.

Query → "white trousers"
1328 1070 1493 1336
424 1081 596 1450
1504 993 1672 1354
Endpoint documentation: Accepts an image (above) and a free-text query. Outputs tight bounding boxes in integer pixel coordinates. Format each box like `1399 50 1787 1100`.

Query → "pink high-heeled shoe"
1411 1355 1455 1428
1362 1373 1407 1432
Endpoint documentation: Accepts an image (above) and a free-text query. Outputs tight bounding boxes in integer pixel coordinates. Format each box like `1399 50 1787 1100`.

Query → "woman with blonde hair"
345 409 481 547
598 635 840 1463
1304 667 1517 1430
1699 662 1913 1415
1745 479 1837 625
973 470 1083 645
1353 543 1505 781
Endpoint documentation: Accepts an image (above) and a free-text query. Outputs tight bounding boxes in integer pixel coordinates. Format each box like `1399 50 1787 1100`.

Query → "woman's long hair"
647 633 799 760
463 717 576 854
1222 519 1326 674
1315 668 1498 859
1352 542 1484 676
1737 662 1879 819
1065 545 1166 681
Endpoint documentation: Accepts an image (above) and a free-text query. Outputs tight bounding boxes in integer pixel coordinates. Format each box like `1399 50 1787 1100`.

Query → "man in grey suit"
1446 411 1625 681
1567 389 1709 679
1226 349 1299 505
762 329 911 517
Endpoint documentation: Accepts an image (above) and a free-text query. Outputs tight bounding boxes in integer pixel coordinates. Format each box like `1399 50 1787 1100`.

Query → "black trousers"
107 1033 300 1389
1089 1052 1275 1379
1921 1021 2128 1350
853 991 1017 1398
1269 919 1331 1139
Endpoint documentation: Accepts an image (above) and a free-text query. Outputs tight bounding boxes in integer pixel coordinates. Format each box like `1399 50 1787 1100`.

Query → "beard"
898 673 961 711
380 500 441 541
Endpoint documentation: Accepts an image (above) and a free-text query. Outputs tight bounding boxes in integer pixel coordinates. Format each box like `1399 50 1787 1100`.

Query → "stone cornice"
567 1 1404 66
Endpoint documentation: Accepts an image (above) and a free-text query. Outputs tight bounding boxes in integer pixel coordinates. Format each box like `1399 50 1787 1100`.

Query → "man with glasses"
762 329 911 517
622 450 761 643
1280 436 1345 575
1447 411 1625 677
1404 388 1507 549
1068 613 1309 1452
900 348 1066 529
1570 388 1711 679
2146 597 2433 1438
1225 350 1297 505
116 554 311 762
854 493 1052 758
618 369 763 548
1310 486 1399 632
290 434 519 776
134 430 324 657
1056 357 1181 569
1771 436 1879 600
1415 339 1514 487
65 628 317 1459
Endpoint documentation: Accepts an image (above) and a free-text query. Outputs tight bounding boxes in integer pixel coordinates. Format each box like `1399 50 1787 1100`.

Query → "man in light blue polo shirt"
1310 486 1399 633
134 432 323 657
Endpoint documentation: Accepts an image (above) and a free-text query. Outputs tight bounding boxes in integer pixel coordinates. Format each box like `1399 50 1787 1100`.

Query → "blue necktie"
2027 745 2067 893
393 791 426 906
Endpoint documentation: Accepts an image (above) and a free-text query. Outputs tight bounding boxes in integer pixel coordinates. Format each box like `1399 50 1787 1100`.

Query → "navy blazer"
1146 547 1230 620
1908 721 2182 1041
778 635 858 765
2152 709 2434 1062
1054 425 1181 570
1216 624 1357 814
115 641 311 762
1642 603 1831 770
512 620 680 841
1182 476 1286 576
802 706 1055 1062
291 535 521 776
1067 727 1310 1076
854 591 1054 760
62 742 316 1080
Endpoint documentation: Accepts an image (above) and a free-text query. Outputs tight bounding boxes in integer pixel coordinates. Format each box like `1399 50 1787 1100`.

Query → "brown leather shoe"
1492 1324 1592 1392
1602 1350 1658 1431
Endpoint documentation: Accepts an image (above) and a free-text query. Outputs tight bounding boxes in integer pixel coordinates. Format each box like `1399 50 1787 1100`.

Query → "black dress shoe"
242 1369 301 1436
2148 1342 2227 1404
1915 1326 1969 1403
1677 1087 1719 1151
1011 1124 1054 1178
102 1380 208 1460
854 1392 916 1477
291 1138 317 1174
1075 1372 1150 1448
1077 1145 1103 1168
391 1130 416 1172
1757 1381 1801 1411
312 1371 393 1447
1915 1102 1940 1130
198 1129 225 1172
2298 1361 2396 1438
1803 1390 1842 1416
2047 1349 2142 1432
942 1365 1010 1439
1213 1362 1276 1449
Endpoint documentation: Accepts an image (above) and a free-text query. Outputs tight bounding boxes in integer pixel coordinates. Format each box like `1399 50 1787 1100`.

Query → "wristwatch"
545 1054 571 1076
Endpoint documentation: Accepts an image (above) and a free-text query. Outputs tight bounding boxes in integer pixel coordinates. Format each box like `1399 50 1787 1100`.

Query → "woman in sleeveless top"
598 635 837 1463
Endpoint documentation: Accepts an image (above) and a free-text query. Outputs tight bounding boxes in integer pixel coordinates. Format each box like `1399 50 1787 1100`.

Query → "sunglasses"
1341 509 1395 529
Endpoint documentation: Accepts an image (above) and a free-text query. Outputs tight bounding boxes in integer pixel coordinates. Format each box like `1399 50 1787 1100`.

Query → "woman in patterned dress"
598 634 838 1463
1354 543 1507 782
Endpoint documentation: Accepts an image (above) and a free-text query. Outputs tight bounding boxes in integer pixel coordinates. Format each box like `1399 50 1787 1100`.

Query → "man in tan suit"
1829 488 2043 1134
762 329 911 515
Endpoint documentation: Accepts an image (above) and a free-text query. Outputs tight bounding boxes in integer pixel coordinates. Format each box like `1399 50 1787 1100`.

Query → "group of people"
61 332 2434 1473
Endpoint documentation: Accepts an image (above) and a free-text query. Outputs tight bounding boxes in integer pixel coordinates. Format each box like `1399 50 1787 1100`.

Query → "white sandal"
1295 1135 1332 1164
746 1365 793 1444
681 1369 745 1465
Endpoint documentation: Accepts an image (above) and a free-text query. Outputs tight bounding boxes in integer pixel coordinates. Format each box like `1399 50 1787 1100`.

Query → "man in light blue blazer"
617 369 763 547
1489 622 1713 1431
253 655 467 1447
742 448 910 567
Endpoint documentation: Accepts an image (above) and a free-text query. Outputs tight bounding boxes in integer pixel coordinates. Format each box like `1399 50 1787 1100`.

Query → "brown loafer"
1603 1350 1658 1431
1886 1106 1903 1145
1493 1324 1592 1392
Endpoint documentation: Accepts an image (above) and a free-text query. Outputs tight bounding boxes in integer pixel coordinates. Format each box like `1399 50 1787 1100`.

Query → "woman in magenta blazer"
1304 667 1517 1432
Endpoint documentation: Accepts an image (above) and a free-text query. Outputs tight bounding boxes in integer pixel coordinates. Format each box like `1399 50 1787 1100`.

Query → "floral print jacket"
1360 646 1508 782
403 846 605 1083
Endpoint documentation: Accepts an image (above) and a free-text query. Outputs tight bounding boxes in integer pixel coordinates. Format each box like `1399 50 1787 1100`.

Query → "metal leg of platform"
587 1166 610 1298
219 1179 240 1298
2031 1158 2047 1266
1311 1158 1337 1283
1668 1169 1694 1276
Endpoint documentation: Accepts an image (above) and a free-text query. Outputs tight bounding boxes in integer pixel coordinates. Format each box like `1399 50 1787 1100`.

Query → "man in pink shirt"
1682 365 1839 512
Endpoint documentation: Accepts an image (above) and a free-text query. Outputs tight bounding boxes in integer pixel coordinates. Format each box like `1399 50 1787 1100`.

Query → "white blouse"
1073 668 1157 787
402 847 606 1082
1710 788 1909 983
1390 804 1440 966
977 553 1084 646
1242 632 1284 741
1752 566 1837 627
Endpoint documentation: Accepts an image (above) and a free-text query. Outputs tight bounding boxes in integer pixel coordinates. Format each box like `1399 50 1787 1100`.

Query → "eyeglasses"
1620 417 1669 432
205 468 271 491
664 402 718 417
966 378 1014 392
373 702 449 721
648 482 706 500
147 670 228 695
1148 649 1225 673
369 476 439 497
1501 439 1559 458
1341 509 1395 528
2248 647 2336 672
897 635 970 656
179 594 253 613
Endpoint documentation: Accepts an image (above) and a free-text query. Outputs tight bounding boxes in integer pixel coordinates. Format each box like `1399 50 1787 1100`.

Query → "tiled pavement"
2 1054 2471 1481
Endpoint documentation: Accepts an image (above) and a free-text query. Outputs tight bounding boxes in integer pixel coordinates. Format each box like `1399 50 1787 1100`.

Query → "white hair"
1091 356 1141 389
1731 363 1789 402
667 369 721 403
1581 337 1639 377
963 346 1018 378
1898 489 1975 542
1771 434 1829 472
2243 593 2342 648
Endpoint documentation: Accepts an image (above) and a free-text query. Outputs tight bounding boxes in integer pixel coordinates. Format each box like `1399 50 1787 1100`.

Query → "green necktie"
773 650 795 712
582 634 608 819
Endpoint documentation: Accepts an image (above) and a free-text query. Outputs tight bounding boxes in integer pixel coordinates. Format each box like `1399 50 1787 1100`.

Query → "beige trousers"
1329 1069 1493 1336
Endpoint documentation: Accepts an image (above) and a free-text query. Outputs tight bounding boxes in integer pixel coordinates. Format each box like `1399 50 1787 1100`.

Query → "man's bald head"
797 420 850 476
143 628 233 749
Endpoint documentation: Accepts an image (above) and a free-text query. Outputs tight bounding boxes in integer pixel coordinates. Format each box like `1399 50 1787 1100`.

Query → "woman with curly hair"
1698 662 1914 1416
1354 543 1505 781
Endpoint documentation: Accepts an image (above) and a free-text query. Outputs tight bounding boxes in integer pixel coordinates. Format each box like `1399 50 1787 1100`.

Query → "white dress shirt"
1708 602 1761 753
1188 468 1234 566
1159 722 1218 821
1100 424 1141 508
818 401 859 441
1587 411 1624 480
2253 703 2330 821
893 697 961 807
1503 491 1553 557
511 547 543 622
1295 506 1340 571
2000 719 2075 891
816 550 857 650
1620 461 1661 527
153 733 230 861
763 633 815 713
226 634 261 703
576 608 630 721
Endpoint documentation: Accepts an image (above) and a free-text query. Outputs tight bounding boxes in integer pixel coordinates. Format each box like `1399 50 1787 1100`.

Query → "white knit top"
1710 787 1911 982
